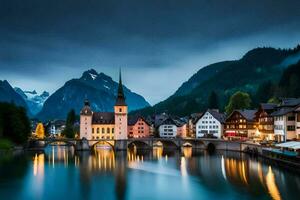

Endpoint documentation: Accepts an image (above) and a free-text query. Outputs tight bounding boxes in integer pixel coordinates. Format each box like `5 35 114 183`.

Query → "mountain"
0 80 28 109
133 45 300 117
37 69 150 120
173 61 235 96
14 88 50 115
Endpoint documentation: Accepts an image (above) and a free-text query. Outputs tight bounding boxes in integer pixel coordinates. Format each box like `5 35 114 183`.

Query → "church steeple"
115 69 127 106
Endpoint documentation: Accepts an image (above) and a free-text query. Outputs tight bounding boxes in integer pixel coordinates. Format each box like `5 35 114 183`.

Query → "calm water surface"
0 145 299 200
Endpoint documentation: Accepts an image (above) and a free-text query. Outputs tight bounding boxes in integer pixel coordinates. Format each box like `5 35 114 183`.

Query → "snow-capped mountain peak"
14 87 50 115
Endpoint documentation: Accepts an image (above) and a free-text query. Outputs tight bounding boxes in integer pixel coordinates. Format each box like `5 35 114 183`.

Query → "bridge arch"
45 140 76 148
127 140 151 149
155 139 180 149
206 142 216 152
90 140 115 150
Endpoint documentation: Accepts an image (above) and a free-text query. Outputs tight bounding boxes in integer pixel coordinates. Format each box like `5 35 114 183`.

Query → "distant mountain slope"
173 61 235 96
37 69 150 120
14 88 49 115
133 45 300 116
0 80 28 110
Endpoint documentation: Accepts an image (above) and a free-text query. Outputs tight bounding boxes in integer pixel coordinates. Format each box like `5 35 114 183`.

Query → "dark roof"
157 116 185 127
279 98 300 107
271 107 297 117
190 113 203 124
128 115 150 126
115 70 127 106
261 103 277 111
270 98 300 116
92 112 115 124
153 113 169 127
239 110 257 121
227 109 257 121
196 109 226 123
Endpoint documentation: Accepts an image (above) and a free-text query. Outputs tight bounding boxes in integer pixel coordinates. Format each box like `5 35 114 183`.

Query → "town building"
187 113 202 138
157 116 187 138
128 115 151 138
195 109 225 139
224 110 257 140
271 98 300 142
80 72 128 140
255 103 277 141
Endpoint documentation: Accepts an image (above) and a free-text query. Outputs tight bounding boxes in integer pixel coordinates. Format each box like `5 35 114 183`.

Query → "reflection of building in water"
153 147 163 160
266 166 281 200
222 153 282 199
182 147 192 158
115 151 127 200
33 153 44 177
45 145 75 167
32 153 45 198
91 149 115 171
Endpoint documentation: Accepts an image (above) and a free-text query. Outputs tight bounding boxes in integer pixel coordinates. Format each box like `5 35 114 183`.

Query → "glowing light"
266 166 281 200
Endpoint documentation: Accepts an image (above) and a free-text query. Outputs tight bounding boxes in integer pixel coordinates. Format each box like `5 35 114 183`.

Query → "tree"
0 102 31 144
62 109 76 138
255 81 276 104
268 97 280 104
35 123 45 139
208 91 219 109
225 91 252 114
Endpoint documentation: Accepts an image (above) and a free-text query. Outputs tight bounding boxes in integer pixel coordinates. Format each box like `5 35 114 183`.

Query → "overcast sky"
0 0 300 104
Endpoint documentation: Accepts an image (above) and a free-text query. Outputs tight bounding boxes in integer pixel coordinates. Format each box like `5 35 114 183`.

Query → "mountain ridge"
36 69 150 120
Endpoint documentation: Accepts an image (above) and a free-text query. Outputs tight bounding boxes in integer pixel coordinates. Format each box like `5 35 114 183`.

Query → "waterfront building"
128 115 151 138
195 109 225 139
255 103 277 141
46 120 66 137
187 113 202 138
224 110 257 140
271 98 300 142
80 72 128 140
158 116 187 138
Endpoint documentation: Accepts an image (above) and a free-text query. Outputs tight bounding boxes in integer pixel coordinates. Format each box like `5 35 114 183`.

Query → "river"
0 145 299 200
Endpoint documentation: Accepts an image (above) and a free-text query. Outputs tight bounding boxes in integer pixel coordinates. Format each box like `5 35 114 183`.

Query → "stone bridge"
26 138 262 152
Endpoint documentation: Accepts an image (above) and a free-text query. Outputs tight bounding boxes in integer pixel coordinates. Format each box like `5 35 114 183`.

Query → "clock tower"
114 70 128 140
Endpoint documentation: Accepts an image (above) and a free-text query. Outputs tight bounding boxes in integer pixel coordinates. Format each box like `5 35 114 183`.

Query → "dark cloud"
0 0 300 104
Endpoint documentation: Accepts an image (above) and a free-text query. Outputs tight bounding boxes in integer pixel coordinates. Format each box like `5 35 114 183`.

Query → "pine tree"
62 109 76 138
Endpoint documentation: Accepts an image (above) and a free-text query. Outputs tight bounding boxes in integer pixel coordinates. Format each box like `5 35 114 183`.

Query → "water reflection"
0 145 299 200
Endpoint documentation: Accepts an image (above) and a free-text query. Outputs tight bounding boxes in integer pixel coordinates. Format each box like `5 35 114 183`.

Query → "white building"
272 98 300 142
195 109 225 138
158 117 185 138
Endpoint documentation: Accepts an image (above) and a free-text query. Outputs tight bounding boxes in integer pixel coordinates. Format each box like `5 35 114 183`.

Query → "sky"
0 0 300 105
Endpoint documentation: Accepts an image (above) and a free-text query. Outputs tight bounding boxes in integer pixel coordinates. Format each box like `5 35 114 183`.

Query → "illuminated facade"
80 71 128 140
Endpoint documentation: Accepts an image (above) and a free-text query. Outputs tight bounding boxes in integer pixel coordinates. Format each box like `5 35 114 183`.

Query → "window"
119 108 122 112
288 116 295 121
107 128 110 133
287 126 295 131
112 128 114 133
92 128 94 133
97 128 99 133
102 128 105 133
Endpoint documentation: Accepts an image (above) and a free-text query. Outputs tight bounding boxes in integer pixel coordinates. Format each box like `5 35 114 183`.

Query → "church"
79 72 128 140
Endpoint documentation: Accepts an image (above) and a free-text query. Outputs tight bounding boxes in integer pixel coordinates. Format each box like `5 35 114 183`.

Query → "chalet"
128 115 151 138
195 109 225 139
271 98 300 142
224 109 257 140
255 103 277 141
